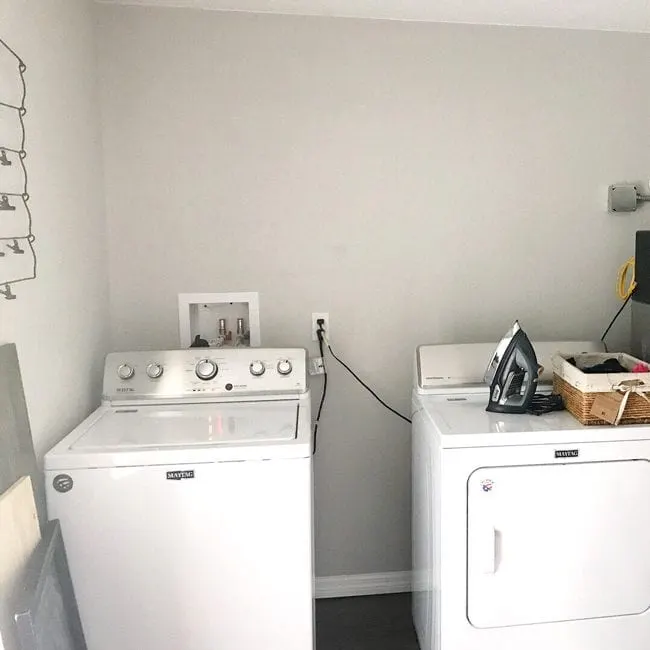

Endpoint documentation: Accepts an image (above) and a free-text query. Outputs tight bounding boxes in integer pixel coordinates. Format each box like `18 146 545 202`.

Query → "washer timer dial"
250 361 266 377
195 359 218 381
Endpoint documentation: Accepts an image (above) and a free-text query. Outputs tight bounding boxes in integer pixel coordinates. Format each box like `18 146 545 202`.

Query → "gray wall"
0 0 110 457
96 5 650 576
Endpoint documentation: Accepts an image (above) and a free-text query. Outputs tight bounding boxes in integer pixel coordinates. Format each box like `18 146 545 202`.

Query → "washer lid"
71 401 299 451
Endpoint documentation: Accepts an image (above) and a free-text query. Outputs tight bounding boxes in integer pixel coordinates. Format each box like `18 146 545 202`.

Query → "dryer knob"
195 359 218 381
250 361 266 377
117 363 135 380
277 359 293 376
146 363 164 379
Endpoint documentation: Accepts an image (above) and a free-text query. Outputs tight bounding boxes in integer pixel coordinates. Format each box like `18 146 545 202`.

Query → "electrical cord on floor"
317 322 411 425
601 288 635 351
312 327 328 454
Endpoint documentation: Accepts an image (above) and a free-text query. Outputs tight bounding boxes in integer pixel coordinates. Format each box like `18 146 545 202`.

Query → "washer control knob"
250 361 266 377
195 359 218 381
146 363 164 379
277 359 293 376
117 363 135 380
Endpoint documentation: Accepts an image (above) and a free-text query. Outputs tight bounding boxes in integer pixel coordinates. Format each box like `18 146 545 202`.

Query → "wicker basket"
552 353 650 426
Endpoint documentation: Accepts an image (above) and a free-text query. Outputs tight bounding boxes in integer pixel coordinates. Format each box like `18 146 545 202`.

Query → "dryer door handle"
478 524 497 574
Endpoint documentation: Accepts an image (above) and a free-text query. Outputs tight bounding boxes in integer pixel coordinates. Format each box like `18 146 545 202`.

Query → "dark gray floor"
316 593 420 650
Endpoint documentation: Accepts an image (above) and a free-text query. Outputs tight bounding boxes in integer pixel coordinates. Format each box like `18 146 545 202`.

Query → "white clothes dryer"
412 340 650 650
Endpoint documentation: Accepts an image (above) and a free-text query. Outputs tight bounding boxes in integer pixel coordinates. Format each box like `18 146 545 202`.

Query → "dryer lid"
70 400 299 451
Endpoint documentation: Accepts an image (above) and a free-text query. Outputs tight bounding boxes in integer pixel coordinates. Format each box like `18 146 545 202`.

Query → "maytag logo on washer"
53 474 74 493
166 470 195 481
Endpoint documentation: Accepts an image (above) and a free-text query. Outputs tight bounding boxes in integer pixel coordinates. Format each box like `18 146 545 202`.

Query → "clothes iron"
484 321 540 414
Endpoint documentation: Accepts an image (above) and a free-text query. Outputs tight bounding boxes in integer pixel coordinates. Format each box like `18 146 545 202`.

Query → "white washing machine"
412 340 650 650
45 348 313 650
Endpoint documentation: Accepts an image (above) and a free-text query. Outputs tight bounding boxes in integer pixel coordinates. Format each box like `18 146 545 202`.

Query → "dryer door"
467 460 650 628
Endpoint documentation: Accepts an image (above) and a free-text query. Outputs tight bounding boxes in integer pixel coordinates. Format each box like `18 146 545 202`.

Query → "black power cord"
312 326 328 454
601 289 636 350
317 321 411 424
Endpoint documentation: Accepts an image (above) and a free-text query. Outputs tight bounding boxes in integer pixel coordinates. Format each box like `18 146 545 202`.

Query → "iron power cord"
527 393 564 416
317 321 411 425
312 326 328 454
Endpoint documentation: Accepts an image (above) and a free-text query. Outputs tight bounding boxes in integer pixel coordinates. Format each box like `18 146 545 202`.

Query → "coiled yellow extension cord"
617 257 637 300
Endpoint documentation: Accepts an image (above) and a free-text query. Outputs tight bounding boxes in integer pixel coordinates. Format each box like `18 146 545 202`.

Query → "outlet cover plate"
312 313 330 342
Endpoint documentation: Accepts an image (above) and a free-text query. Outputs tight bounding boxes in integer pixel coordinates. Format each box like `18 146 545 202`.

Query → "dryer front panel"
467 460 650 628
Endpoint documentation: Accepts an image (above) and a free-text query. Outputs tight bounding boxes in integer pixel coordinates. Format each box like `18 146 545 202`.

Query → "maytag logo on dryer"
555 449 579 458
166 470 195 481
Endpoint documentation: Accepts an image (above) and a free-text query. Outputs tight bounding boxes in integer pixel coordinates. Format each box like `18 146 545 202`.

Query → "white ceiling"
96 0 650 33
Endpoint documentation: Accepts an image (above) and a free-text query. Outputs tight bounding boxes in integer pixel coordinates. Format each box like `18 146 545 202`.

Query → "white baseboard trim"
315 571 412 599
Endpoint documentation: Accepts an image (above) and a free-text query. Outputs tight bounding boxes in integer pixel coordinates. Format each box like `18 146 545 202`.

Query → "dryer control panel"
103 348 308 402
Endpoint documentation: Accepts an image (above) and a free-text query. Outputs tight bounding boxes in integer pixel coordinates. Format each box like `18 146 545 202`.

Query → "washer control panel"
103 348 308 401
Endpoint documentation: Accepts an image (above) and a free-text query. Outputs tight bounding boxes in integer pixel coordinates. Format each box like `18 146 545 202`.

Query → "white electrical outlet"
312 313 330 342
309 357 325 376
